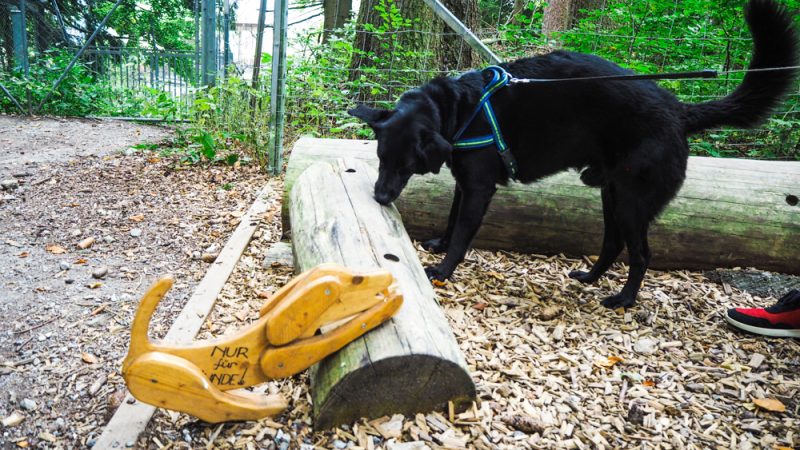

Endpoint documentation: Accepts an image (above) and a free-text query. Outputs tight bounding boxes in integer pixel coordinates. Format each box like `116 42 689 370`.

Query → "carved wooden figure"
122 264 403 423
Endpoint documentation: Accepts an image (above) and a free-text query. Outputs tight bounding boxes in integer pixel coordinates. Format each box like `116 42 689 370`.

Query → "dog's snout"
374 191 393 205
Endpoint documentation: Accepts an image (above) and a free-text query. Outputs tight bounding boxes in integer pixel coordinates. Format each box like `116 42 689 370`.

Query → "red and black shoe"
725 289 800 337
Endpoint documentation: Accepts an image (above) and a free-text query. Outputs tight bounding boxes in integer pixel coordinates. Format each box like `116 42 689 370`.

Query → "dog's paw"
425 266 448 282
569 270 598 284
421 238 448 253
600 293 636 310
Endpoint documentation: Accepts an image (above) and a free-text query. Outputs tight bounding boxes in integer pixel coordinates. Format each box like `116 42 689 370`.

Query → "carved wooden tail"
125 276 174 366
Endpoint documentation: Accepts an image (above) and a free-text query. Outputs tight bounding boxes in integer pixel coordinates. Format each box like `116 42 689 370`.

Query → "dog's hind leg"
600 192 654 309
569 187 624 284
422 185 462 254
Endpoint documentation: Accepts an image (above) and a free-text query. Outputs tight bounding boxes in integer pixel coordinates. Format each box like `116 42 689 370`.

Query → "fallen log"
289 158 475 429
285 137 800 274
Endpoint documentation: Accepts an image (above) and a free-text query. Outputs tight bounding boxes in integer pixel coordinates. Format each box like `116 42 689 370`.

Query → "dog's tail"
682 0 798 134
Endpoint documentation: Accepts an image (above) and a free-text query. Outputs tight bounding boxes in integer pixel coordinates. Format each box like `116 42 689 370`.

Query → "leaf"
225 153 240 166
198 131 217 160
753 398 786 413
81 352 98 364
472 302 488 311
46 244 67 254
129 214 145 222
595 356 624 368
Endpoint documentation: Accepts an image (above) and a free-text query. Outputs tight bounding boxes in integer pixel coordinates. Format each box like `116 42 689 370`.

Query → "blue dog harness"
452 66 519 180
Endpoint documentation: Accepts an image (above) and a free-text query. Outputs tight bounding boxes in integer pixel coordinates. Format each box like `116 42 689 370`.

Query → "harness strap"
453 66 519 180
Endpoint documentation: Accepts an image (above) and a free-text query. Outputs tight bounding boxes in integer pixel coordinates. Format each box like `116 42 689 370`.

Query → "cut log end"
313 355 475 429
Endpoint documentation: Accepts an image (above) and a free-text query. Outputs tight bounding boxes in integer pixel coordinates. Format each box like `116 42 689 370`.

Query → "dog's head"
348 94 451 206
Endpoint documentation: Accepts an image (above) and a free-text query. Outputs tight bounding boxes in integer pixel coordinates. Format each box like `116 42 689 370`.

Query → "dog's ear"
348 104 394 127
417 131 452 174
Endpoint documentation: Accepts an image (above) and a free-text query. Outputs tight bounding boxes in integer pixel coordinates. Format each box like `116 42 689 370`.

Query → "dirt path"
0 116 171 175
0 116 269 448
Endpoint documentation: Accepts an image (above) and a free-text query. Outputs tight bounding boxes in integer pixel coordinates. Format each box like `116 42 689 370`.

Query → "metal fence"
2 0 799 162
0 0 220 116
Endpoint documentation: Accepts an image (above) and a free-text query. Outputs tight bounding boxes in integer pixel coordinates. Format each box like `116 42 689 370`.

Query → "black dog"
349 0 798 309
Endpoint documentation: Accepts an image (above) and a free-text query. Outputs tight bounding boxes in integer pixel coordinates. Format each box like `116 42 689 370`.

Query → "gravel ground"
0 115 171 173
0 116 269 448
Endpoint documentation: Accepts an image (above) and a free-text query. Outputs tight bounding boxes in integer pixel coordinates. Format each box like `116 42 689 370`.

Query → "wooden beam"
284 137 800 274
94 186 274 449
289 158 475 429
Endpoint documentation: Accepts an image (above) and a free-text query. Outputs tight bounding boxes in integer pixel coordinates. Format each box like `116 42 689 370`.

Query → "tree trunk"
284 138 800 275
349 0 479 100
289 157 476 429
435 0 478 71
570 0 604 25
350 0 433 79
542 0 572 36
322 0 352 43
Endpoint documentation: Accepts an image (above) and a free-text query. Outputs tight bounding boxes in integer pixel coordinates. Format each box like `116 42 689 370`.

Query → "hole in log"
345 168 356 173
383 253 400 262
787 195 799 207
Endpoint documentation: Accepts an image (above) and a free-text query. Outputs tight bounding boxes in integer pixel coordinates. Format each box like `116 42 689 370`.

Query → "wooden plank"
284 137 800 274
94 185 275 450
290 158 475 429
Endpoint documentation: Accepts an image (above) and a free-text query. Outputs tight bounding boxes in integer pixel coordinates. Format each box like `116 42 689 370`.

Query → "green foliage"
286 24 368 138
493 0 800 160
105 0 196 52
164 75 271 167
284 0 435 140
0 49 116 116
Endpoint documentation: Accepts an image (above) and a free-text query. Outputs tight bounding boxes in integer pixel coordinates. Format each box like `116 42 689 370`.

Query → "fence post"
268 0 289 175
201 0 217 85
250 0 268 88
194 0 200 83
223 0 231 73
10 1 29 74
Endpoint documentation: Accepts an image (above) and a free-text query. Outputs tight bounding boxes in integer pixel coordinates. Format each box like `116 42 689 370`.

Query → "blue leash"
453 66 519 180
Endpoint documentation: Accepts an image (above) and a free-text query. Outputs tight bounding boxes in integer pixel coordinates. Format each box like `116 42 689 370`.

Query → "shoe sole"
725 315 800 338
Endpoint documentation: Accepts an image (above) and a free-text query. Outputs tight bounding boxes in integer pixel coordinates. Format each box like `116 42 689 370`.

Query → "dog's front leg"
425 185 496 281
421 184 462 254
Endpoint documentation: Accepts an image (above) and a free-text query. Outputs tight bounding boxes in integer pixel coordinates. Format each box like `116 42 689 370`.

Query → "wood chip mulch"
141 181 799 450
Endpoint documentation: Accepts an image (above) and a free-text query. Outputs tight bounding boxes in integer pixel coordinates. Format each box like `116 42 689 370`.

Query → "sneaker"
725 289 800 337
